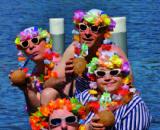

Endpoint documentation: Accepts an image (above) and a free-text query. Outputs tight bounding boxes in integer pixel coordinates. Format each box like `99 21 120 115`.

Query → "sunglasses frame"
79 23 107 33
50 115 78 127
94 69 121 78
20 37 40 49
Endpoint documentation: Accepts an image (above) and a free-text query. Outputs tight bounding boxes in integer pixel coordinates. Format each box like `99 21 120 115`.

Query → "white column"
49 18 64 54
111 17 127 55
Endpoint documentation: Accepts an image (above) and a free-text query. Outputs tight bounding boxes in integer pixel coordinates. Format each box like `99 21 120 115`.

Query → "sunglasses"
79 23 106 33
20 37 40 49
50 116 77 127
94 69 121 78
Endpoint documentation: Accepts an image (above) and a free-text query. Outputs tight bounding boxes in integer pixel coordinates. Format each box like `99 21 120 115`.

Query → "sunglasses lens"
91 26 98 32
21 41 29 48
98 26 106 33
31 38 39 44
110 70 120 76
96 70 106 77
79 24 87 31
51 118 61 126
66 116 77 124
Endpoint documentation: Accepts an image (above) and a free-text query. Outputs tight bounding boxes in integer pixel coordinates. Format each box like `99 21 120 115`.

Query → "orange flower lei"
29 98 85 130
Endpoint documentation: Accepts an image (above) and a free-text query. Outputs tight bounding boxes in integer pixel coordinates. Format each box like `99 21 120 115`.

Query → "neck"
85 42 102 63
34 61 45 75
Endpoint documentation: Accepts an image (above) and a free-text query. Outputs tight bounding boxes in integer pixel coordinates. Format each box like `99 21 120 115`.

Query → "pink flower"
73 10 85 24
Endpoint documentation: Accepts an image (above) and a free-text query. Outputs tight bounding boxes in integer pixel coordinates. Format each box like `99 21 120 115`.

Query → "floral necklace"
17 50 60 92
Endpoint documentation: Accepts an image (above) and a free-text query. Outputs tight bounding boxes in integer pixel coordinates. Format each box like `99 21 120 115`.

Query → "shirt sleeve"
119 101 151 130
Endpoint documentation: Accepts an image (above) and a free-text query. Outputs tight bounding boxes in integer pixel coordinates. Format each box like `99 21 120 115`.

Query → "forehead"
98 66 111 70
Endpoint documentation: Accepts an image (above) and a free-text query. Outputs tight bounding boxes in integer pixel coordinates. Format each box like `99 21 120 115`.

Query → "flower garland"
29 98 85 130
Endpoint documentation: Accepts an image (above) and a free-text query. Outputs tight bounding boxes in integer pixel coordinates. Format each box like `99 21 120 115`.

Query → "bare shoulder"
61 41 75 62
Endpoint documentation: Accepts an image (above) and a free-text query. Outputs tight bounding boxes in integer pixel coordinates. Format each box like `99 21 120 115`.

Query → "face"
49 109 78 130
96 67 123 93
79 21 105 48
21 37 47 63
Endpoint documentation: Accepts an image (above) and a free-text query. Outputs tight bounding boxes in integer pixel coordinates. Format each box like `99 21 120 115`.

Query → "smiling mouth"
82 38 93 41
31 53 38 57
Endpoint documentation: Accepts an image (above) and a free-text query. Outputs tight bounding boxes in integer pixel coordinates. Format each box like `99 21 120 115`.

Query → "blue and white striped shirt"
75 89 151 130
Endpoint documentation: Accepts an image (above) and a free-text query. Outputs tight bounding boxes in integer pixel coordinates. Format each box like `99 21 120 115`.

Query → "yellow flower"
104 61 114 69
101 14 111 25
122 75 131 84
89 90 98 95
78 125 87 130
109 55 122 67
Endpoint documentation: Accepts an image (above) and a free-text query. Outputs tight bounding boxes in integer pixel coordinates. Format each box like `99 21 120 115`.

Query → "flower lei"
72 9 116 44
74 42 88 58
29 98 85 130
15 27 60 92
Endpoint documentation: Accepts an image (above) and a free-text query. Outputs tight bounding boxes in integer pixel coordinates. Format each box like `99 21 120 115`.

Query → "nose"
104 75 112 82
61 120 67 130
28 41 35 50
85 33 91 38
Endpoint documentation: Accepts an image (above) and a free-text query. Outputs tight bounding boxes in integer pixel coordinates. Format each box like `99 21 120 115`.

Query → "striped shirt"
75 89 152 130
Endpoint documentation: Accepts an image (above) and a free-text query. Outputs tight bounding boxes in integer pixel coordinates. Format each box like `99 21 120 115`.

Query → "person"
29 98 82 130
53 9 131 97
75 44 151 130
9 26 63 114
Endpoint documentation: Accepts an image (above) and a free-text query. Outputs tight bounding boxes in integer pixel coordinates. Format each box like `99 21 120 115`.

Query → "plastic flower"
109 54 123 67
73 10 85 24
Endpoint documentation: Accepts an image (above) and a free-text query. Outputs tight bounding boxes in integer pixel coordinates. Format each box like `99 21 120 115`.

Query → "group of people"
9 9 151 130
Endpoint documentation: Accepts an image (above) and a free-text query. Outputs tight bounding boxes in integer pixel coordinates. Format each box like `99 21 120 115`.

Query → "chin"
32 55 44 62
105 84 119 93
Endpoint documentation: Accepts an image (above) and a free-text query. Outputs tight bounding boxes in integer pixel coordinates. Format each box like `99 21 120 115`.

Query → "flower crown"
15 26 52 48
29 98 84 130
87 44 131 84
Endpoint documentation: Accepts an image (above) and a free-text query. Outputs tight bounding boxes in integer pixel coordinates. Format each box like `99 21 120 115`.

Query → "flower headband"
87 44 131 83
15 26 52 48
29 98 84 130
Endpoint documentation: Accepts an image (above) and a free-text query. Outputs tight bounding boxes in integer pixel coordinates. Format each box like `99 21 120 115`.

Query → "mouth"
82 38 93 41
31 52 39 58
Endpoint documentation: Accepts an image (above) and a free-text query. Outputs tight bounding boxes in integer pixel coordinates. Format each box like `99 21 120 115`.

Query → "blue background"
0 0 159 129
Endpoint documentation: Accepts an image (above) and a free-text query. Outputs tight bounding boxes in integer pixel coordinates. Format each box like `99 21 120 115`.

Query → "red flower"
87 74 96 81
87 101 100 113
44 52 53 60
75 47 81 55
101 44 111 51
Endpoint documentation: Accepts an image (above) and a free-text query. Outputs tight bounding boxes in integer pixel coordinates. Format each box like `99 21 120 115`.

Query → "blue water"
0 0 159 130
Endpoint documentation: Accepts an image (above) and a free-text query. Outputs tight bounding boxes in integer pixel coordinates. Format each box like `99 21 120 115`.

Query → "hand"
8 69 31 90
8 69 15 86
89 115 105 130
65 57 76 82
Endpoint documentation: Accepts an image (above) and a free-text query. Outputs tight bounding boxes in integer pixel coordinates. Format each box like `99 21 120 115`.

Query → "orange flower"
40 106 50 117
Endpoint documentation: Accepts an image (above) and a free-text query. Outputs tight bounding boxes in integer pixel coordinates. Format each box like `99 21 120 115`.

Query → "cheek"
114 77 123 85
